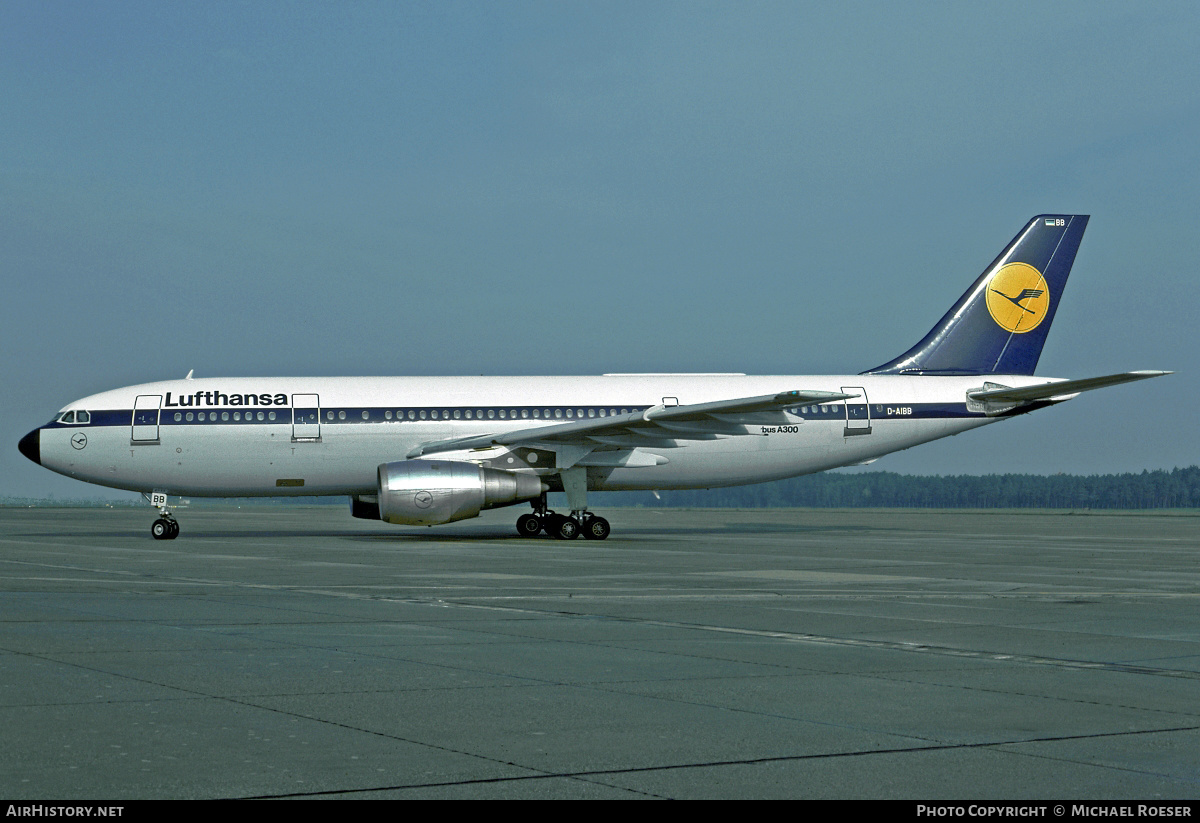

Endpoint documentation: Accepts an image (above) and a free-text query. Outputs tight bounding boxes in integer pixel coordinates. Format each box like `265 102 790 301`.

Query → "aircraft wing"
407 389 855 459
967 370 1171 405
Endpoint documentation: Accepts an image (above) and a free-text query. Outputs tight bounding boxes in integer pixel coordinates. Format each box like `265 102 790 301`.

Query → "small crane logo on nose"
71 433 88 450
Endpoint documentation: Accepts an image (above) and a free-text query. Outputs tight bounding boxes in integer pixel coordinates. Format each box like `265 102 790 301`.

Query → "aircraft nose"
18 428 40 466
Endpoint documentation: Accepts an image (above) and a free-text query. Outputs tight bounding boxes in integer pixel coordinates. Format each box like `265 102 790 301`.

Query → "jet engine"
377 459 547 526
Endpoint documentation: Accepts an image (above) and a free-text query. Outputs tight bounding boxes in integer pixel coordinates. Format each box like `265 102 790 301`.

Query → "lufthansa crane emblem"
71 432 88 450
985 263 1050 333
414 491 434 509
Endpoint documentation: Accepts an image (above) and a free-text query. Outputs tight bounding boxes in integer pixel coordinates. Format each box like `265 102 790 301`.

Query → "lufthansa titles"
165 391 288 408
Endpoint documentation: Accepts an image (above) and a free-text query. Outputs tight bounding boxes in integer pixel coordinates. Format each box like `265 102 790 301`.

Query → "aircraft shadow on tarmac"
28 522 873 542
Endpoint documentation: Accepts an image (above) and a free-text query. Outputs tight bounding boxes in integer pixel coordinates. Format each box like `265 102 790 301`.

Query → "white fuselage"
36 373 1048 497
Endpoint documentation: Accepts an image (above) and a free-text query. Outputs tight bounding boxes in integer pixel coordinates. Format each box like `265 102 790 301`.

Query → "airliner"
18 215 1168 540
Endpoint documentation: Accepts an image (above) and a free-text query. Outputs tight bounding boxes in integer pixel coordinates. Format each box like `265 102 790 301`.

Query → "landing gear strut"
144 492 180 540
515 492 610 540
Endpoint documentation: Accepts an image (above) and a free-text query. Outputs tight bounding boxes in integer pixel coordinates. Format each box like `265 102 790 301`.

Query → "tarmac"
0 504 1197 799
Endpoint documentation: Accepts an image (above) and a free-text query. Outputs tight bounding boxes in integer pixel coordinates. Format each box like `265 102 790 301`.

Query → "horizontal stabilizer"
967 370 1171 404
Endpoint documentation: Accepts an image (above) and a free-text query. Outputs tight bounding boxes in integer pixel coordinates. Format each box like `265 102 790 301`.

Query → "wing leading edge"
407 389 856 459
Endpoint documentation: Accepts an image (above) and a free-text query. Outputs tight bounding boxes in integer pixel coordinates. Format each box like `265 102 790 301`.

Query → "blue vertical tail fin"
866 215 1089 376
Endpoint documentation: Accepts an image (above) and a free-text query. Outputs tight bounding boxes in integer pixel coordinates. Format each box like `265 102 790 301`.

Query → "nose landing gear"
151 517 179 540
144 492 180 540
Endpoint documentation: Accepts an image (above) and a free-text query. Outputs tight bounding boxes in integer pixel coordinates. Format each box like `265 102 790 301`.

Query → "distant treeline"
595 466 1200 510
4 466 1197 510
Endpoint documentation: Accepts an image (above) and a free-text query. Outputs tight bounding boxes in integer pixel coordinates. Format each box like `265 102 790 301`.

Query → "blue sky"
2 1 1197 499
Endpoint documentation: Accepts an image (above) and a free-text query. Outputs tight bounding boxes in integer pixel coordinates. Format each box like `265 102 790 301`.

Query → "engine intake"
377 460 546 526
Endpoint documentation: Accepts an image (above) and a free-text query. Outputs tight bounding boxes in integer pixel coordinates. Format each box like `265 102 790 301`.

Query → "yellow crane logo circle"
985 263 1050 333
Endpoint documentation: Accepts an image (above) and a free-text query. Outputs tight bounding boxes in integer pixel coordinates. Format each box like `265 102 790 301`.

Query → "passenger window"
488 409 495 419
499 410 506 419
362 411 369 420
185 412 194 422
419 410 427 420
521 409 529 419
234 412 241 421
554 409 563 419
174 413 182 422
454 410 461 419
338 410 346 420
588 409 595 418
222 412 230 421
269 411 276 421
327 411 335 420
259 412 266 421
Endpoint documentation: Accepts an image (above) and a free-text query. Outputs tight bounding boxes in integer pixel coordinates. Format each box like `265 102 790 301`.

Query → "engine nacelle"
377 460 547 526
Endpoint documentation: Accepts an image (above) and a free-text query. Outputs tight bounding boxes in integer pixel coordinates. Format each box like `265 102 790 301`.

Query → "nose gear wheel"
144 492 180 540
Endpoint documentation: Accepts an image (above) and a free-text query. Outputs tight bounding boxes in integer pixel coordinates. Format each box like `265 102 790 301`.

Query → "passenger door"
841 386 872 437
132 395 162 443
292 394 321 441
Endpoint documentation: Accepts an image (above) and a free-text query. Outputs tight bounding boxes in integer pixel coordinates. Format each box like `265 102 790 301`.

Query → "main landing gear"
144 492 180 540
516 494 610 540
